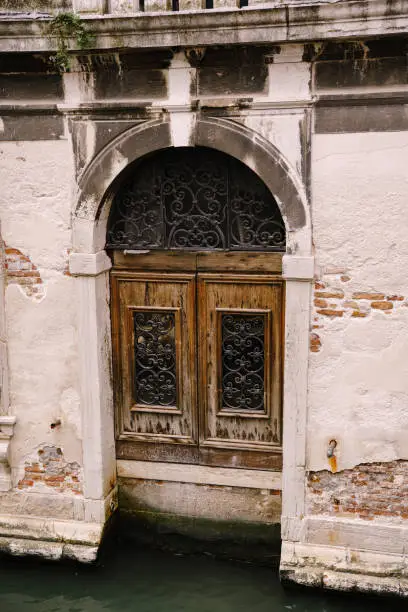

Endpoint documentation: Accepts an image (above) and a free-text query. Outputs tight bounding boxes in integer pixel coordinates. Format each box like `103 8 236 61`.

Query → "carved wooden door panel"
112 257 283 470
197 274 283 470
112 270 198 463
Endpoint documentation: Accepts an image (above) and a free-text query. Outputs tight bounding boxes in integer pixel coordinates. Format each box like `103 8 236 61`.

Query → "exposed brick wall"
311 274 406 352
307 461 408 521
5 246 45 300
18 445 82 495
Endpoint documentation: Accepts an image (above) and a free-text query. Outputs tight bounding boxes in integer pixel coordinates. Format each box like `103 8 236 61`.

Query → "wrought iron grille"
106 147 286 251
133 311 177 407
221 313 265 411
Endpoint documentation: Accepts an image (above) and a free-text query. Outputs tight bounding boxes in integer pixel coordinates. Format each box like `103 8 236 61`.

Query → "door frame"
69 116 313 545
111 251 285 471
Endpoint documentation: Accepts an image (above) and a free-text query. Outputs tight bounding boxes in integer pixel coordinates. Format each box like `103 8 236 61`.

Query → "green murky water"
0 543 400 612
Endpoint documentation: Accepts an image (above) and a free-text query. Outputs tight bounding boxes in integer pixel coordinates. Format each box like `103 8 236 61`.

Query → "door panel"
112 250 197 273
111 256 284 470
111 271 198 456
196 251 282 274
112 250 282 275
197 274 283 469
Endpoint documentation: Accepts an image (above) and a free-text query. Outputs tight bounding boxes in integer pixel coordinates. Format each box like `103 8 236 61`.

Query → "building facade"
0 0 408 597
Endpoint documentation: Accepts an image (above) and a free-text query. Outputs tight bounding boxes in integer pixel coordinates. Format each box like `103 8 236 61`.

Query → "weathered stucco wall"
0 139 84 518
309 130 408 474
0 14 408 590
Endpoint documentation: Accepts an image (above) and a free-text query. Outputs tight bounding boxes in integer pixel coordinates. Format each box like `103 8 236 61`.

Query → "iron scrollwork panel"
108 164 164 249
162 154 228 249
106 147 286 252
133 310 178 408
220 312 267 413
229 162 286 250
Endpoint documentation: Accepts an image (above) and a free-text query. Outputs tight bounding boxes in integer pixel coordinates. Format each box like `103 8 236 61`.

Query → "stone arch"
74 116 311 255
69 114 314 553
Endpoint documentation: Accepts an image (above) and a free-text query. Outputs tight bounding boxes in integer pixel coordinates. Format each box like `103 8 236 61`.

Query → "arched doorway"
108 147 286 471
70 116 312 556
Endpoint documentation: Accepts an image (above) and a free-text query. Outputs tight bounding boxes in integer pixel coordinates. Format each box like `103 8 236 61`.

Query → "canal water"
0 542 401 612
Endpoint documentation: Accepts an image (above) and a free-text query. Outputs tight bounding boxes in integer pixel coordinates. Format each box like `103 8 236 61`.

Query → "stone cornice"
1 0 408 53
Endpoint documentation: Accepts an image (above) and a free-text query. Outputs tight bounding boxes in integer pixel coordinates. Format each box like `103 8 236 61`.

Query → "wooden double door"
111 251 283 471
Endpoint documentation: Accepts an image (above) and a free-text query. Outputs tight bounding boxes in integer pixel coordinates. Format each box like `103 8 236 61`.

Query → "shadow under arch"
74 116 310 255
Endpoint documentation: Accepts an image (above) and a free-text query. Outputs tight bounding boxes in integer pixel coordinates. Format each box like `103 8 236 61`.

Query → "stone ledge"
280 540 408 597
303 515 408 556
280 513 408 595
0 536 98 563
117 459 282 490
0 514 105 562
0 513 103 543
1 0 408 52
281 564 408 597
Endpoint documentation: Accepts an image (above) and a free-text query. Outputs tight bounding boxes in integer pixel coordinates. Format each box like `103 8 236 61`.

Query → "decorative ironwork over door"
106 147 286 252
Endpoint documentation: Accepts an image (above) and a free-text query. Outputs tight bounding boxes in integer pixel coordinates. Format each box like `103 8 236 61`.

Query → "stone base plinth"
281 517 408 598
0 513 109 563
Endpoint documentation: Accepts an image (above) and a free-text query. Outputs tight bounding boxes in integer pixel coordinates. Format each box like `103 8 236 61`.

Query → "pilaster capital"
69 251 112 277
283 255 315 281
0 416 16 440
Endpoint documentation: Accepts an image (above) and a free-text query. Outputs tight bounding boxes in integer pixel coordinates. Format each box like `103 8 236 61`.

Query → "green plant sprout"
47 12 93 72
